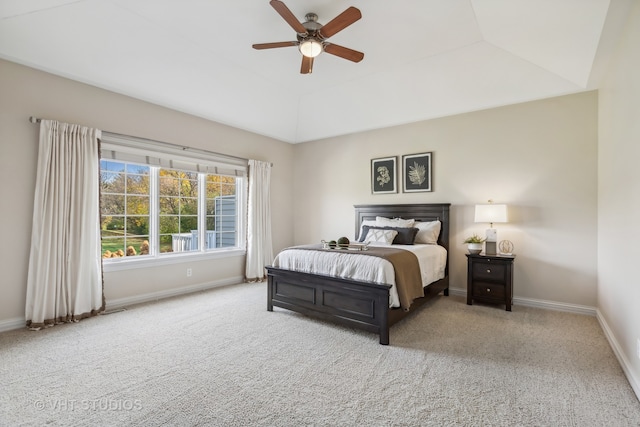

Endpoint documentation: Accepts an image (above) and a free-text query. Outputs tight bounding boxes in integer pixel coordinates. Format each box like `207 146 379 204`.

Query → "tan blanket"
284 244 424 310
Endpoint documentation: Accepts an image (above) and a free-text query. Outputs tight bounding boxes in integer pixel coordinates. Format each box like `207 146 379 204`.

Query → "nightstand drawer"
472 282 505 299
472 262 506 281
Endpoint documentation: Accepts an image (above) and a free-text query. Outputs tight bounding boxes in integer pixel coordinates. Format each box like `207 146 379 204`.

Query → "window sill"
102 248 246 272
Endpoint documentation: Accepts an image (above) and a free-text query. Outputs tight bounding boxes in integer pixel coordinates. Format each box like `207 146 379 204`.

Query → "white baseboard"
448 287 466 297
448 287 596 316
596 310 640 402
513 296 596 316
449 287 467 297
0 317 26 333
0 277 246 333
105 276 245 311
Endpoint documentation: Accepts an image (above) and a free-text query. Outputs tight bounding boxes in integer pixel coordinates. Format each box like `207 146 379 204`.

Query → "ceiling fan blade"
253 41 297 50
300 56 314 74
323 43 364 63
270 0 307 34
318 7 362 39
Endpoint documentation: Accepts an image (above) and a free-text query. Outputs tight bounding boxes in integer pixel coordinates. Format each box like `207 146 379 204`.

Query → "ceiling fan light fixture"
299 39 323 58
253 2 363 73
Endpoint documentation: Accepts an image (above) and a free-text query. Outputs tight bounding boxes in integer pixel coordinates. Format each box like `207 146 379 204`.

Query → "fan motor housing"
302 13 323 35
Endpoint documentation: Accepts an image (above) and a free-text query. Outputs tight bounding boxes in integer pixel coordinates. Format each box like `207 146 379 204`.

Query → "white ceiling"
0 0 627 143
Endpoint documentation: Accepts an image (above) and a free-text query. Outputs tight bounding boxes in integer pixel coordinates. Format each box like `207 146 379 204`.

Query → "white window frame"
100 134 247 272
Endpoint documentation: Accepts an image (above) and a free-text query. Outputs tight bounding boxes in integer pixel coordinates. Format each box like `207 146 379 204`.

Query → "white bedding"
272 243 447 308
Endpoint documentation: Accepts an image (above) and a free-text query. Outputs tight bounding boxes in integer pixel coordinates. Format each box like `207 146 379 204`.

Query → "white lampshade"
299 39 323 58
474 204 508 226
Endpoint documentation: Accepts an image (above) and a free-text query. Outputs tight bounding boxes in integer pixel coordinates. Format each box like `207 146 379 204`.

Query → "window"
100 161 151 258
99 133 246 264
158 168 199 254
205 174 238 249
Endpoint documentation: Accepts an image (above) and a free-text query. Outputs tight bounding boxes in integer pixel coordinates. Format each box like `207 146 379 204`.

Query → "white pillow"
376 216 416 228
358 219 378 241
364 229 398 245
414 220 441 244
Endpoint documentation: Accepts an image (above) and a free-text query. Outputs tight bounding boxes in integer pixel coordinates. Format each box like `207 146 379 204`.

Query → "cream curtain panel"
245 160 273 282
25 120 104 329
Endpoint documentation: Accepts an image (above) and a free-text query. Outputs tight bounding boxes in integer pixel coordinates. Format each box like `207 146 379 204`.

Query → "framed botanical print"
402 152 432 192
371 156 397 194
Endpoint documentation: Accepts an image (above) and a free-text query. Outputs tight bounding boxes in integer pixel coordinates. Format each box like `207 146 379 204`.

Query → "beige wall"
293 92 599 307
598 0 640 396
0 59 295 324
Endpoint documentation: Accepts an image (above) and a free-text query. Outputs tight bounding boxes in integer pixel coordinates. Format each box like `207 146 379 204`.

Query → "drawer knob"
487 288 491 292
486 269 491 273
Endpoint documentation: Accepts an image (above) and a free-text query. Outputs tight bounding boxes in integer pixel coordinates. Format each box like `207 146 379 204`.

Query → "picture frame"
402 152 432 192
371 156 397 194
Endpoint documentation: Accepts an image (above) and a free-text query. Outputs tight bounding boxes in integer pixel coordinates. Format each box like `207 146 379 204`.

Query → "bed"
266 203 450 345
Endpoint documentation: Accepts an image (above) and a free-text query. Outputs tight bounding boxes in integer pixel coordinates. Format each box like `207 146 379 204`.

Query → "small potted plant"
463 234 485 254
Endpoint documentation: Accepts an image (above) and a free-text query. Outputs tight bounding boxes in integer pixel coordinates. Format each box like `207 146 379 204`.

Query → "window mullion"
198 173 206 252
150 166 159 257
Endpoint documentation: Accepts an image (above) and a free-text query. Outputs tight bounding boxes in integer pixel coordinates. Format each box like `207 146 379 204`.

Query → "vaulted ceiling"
0 0 629 143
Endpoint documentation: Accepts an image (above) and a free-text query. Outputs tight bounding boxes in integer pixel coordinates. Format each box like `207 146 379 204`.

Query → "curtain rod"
29 116 273 167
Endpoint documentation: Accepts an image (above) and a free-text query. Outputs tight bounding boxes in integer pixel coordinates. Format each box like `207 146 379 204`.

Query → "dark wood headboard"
353 203 451 254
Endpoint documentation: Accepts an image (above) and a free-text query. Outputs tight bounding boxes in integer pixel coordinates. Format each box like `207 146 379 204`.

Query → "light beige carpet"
1 282 639 426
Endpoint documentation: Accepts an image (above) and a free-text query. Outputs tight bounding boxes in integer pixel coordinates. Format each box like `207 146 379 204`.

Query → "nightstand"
466 253 515 311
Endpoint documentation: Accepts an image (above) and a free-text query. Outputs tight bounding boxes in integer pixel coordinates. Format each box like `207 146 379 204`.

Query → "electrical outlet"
186 268 192 277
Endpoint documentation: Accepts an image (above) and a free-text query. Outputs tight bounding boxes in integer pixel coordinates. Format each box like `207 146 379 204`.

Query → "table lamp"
474 200 508 255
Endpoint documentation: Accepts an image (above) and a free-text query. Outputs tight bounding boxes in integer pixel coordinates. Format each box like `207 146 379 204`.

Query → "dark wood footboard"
266 267 449 345
266 266 393 344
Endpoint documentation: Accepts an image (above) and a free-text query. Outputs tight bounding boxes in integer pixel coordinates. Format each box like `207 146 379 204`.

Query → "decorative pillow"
364 228 398 245
414 220 441 244
376 216 416 228
360 225 418 245
357 219 378 241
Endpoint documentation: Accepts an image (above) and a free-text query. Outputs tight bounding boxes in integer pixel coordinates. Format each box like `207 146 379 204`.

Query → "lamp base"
484 228 498 255
485 241 497 255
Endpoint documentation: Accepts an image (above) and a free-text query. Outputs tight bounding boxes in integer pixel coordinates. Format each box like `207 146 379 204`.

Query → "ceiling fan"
252 0 364 74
